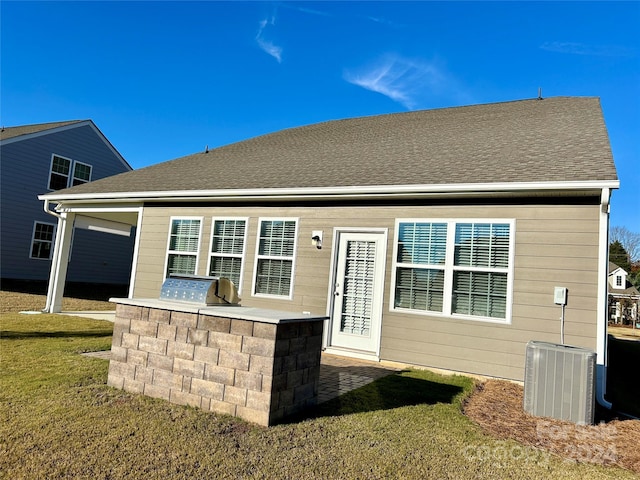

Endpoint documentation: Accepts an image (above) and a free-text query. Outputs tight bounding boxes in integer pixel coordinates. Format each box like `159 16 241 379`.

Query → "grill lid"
160 275 241 306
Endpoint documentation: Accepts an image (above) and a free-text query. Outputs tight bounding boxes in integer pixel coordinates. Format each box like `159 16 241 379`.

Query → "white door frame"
324 227 387 361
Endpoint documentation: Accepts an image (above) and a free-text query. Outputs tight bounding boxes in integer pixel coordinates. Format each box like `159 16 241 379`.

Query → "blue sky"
2 1 639 230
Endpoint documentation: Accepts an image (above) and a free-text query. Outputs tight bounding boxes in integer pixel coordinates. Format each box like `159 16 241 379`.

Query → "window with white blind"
165 218 202 277
30 221 56 259
48 154 92 190
391 219 514 322
253 218 298 298
208 218 248 291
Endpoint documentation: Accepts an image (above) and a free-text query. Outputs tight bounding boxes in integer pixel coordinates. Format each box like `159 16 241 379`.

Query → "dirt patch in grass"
463 379 640 473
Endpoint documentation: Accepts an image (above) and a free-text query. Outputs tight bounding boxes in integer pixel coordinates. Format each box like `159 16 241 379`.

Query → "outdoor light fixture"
311 230 323 249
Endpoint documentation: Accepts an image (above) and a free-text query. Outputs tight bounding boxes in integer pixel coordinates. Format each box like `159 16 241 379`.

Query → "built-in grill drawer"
159 275 240 306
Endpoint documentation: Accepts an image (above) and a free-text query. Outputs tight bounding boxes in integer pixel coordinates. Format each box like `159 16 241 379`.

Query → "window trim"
390 218 515 324
251 217 299 300
29 220 57 260
163 216 204 279
207 217 249 294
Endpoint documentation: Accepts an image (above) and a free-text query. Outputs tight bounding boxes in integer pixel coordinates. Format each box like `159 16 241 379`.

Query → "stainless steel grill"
160 275 241 306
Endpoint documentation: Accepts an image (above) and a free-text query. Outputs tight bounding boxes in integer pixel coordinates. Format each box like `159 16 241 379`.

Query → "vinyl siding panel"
131 200 602 381
66 229 135 284
0 124 132 282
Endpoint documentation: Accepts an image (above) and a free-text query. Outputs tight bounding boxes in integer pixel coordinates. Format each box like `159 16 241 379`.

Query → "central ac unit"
523 341 596 425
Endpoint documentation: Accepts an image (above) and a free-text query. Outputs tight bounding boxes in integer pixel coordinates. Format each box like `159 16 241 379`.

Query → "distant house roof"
609 284 640 296
42 97 618 202
0 120 85 141
609 262 624 275
1 119 132 171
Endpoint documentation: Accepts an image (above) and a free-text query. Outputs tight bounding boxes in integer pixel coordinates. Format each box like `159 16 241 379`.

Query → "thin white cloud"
363 15 403 28
282 4 332 18
344 55 457 109
540 41 633 57
256 15 282 63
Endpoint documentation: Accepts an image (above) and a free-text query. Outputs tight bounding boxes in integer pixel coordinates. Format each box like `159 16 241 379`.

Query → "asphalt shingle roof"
0 120 85 141
46 97 618 198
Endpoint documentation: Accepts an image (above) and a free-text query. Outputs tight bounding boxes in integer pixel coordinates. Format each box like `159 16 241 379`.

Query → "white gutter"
39 179 620 204
43 198 62 219
596 187 613 410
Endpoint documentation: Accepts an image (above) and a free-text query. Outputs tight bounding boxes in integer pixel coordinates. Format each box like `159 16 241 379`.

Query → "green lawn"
1 313 635 479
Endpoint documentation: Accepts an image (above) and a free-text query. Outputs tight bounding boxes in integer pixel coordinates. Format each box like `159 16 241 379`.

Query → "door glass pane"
340 240 375 336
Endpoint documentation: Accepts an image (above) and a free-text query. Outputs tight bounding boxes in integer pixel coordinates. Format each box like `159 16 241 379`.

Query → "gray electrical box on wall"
523 341 596 424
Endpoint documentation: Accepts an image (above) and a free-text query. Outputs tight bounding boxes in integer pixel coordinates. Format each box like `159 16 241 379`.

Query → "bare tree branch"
610 226 640 263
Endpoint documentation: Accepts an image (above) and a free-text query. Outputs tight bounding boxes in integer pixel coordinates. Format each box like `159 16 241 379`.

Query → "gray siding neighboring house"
38 97 618 404
1 120 134 284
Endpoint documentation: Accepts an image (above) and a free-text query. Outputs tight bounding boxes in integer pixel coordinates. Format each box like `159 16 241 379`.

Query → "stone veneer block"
235 370 262 391
157 324 177 341
108 298 326 426
197 315 231 333
116 304 142 320
194 345 219 364
149 308 171 324
204 364 235 385
249 355 275 376
130 319 158 337
167 340 195 360
187 328 208 346
170 311 198 328
230 319 254 336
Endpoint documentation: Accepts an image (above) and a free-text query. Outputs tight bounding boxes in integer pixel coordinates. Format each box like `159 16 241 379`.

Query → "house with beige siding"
39 97 618 404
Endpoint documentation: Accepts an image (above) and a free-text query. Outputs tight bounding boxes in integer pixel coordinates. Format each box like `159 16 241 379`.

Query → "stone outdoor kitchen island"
107 298 326 426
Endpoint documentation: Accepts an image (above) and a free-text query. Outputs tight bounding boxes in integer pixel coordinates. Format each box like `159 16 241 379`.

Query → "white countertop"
109 298 328 324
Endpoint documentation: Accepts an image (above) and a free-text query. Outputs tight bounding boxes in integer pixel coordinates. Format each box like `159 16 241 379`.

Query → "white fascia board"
39 179 620 204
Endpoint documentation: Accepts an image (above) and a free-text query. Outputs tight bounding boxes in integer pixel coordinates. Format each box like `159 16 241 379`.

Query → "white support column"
44 212 75 313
